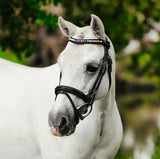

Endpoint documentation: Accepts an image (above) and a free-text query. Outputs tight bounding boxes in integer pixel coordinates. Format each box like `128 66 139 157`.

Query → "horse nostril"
59 117 68 131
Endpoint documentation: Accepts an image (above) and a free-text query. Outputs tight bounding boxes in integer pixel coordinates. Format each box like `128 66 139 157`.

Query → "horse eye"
86 63 99 74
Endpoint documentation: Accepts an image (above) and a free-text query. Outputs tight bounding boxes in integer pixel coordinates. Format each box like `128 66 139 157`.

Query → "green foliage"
0 0 160 78
152 132 160 159
0 47 27 64
115 149 133 159
128 42 160 77
0 0 61 57
54 0 62 6
62 0 160 51
62 0 160 79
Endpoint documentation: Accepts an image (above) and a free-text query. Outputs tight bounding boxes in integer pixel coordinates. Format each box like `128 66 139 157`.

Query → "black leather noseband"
55 37 112 123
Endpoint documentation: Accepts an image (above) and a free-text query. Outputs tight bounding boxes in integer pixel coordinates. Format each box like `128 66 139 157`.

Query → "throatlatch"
55 37 112 123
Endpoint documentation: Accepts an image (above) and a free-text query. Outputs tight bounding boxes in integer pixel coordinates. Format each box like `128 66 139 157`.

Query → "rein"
55 37 112 123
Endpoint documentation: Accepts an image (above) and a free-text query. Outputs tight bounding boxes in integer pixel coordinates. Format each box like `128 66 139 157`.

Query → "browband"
68 37 110 47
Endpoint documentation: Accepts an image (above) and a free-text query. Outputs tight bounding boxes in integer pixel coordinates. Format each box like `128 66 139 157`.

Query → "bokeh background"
0 0 160 158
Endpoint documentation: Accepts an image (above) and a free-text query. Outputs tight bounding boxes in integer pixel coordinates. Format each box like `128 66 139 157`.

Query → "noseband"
55 37 112 124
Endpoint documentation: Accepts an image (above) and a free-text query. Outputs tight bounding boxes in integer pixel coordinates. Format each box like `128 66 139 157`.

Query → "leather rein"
55 37 112 124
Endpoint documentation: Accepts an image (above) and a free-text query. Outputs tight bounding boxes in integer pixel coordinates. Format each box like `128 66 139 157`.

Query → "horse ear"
58 16 77 37
90 14 105 40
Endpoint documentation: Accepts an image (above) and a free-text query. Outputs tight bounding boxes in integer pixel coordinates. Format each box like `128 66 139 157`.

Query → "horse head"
48 14 115 137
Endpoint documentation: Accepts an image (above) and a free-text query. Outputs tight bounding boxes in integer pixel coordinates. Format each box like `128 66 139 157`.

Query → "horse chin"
50 125 76 137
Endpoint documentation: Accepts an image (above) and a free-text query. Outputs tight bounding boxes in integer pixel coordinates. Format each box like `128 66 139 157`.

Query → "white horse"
0 14 123 159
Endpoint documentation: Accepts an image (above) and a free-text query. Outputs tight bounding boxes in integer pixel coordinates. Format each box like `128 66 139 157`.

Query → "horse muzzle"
48 110 77 137
50 125 75 137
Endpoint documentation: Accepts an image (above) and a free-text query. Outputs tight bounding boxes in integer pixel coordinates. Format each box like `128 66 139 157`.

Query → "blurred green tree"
62 0 160 77
0 0 61 59
0 0 160 77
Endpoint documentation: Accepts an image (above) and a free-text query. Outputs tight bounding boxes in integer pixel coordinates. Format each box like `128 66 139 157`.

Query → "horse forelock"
72 26 98 40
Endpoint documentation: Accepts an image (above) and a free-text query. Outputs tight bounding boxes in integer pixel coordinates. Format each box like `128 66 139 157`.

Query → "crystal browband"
68 37 110 48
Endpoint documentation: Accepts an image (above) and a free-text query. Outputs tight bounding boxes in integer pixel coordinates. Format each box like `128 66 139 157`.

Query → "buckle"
77 104 92 120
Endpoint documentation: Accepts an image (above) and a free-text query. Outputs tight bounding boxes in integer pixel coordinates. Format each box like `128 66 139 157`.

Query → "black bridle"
55 37 112 124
